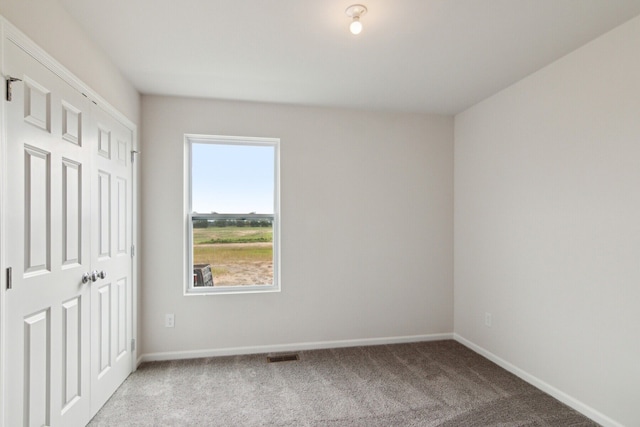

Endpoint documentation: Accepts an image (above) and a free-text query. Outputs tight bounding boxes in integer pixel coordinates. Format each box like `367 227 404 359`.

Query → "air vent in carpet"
267 354 299 363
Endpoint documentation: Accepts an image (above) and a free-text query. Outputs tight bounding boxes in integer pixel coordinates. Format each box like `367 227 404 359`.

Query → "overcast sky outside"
192 143 275 214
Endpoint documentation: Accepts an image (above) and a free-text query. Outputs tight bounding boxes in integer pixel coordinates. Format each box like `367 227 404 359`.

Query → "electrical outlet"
165 313 175 328
485 312 492 327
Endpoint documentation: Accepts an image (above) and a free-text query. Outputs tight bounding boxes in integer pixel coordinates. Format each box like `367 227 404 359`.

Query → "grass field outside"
193 226 273 286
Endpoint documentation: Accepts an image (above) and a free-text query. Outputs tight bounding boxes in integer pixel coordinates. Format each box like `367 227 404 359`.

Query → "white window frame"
184 134 281 295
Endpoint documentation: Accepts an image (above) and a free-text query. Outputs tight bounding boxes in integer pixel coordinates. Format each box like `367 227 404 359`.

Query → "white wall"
0 0 139 123
141 96 453 356
454 15 640 427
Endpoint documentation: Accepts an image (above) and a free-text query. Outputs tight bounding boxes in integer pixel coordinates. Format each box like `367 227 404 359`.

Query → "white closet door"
89 103 133 416
4 39 92 427
4 38 134 426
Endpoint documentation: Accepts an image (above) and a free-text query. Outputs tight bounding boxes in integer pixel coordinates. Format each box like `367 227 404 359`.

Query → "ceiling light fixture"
345 4 367 35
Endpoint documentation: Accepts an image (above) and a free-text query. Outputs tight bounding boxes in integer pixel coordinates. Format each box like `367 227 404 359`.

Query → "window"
185 135 280 294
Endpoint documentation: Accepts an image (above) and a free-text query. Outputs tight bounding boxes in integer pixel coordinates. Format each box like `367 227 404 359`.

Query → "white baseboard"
453 334 622 427
137 333 453 363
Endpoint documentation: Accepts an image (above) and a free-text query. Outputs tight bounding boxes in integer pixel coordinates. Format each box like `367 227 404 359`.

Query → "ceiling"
59 0 640 115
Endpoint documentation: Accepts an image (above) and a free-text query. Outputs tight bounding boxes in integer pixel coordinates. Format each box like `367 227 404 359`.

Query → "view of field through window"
191 140 276 288
192 220 273 287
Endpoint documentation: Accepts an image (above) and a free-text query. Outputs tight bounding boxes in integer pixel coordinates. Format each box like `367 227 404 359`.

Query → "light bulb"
345 4 367 35
350 18 363 35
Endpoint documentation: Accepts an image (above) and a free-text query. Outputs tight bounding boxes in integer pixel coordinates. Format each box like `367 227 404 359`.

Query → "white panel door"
4 39 135 426
89 104 133 416
4 40 92 427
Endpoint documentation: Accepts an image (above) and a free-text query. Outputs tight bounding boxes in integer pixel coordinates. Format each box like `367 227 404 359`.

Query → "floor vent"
267 354 299 363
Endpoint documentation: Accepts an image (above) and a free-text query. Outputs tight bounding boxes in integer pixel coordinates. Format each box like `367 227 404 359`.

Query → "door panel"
23 309 50 427
97 171 111 258
23 145 51 274
62 159 82 266
61 296 82 411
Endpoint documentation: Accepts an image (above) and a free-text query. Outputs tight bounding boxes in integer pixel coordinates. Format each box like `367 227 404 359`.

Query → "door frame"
0 16 139 426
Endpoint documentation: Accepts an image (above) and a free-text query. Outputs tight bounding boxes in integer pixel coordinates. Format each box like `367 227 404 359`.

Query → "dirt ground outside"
194 242 273 286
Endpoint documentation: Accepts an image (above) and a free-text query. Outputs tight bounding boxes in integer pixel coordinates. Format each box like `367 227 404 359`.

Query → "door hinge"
131 150 140 164
131 338 136 352
6 267 12 290
5 76 22 102
131 244 135 257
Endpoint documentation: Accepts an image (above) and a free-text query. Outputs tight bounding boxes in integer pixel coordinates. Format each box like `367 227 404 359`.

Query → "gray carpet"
88 340 598 426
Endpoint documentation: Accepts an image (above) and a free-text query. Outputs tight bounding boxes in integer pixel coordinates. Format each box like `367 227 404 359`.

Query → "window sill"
184 284 280 296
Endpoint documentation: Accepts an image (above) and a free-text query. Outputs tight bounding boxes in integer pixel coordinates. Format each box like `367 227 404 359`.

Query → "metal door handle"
83 270 106 283
82 272 91 284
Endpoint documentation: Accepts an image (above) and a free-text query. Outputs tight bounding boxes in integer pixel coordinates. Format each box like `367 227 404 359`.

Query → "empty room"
0 0 638 426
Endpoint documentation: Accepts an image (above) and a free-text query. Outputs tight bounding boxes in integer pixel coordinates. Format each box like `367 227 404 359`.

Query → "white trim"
453 334 623 427
0 19 7 427
130 127 139 371
138 333 453 363
185 285 281 296
184 134 281 295
185 134 280 146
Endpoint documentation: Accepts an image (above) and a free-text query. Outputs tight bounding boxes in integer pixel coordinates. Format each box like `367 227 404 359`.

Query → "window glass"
192 143 274 214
